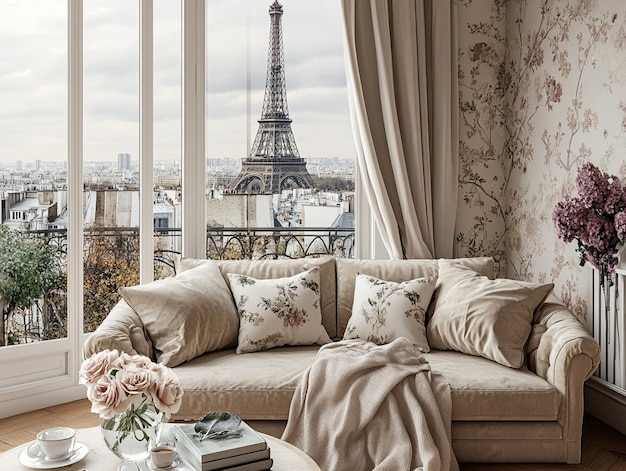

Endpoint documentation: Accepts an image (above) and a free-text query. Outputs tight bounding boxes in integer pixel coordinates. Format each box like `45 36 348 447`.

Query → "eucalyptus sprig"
194 412 243 442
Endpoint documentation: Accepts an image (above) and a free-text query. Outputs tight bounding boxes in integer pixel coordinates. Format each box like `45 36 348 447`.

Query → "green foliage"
0 226 63 345
0 226 62 313
83 231 140 333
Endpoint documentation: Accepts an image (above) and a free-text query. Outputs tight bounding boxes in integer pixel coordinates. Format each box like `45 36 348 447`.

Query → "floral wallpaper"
456 0 626 326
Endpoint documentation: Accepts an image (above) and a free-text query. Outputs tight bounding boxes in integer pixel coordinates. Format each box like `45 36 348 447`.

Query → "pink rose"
79 349 120 386
87 374 129 418
116 365 152 396
132 355 158 371
111 352 142 370
152 370 183 418
82 350 184 419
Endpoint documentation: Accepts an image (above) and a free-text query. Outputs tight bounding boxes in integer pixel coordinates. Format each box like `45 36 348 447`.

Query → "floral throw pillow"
228 267 331 354
343 274 436 352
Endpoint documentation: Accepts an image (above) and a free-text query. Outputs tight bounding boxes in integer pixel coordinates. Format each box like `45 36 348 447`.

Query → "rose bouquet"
80 349 183 461
553 162 626 286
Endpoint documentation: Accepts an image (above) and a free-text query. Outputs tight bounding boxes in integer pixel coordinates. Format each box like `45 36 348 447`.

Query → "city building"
117 153 131 170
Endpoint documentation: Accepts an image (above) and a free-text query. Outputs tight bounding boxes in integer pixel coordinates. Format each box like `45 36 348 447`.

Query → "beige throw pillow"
427 261 554 368
119 261 239 367
228 267 331 354
344 275 435 351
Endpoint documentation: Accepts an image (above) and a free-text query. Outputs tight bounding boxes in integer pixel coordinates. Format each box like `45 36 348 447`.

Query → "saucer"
18 442 89 469
146 458 179 470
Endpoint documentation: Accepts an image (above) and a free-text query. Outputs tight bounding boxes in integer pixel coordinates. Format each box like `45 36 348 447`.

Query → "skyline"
0 0 355 164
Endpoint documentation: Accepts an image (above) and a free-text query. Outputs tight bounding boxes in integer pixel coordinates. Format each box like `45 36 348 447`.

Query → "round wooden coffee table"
0 426 320 470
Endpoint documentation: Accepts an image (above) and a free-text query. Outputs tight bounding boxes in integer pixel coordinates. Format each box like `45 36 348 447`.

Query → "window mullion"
181 0 206 259
140 0 154 283
68 0 84 362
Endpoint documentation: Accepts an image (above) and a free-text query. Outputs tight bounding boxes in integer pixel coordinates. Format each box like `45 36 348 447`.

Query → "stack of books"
174 421 272 471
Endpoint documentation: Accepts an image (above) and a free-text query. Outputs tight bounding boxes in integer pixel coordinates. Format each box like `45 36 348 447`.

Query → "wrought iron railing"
1 225 354 346
205 226 354 260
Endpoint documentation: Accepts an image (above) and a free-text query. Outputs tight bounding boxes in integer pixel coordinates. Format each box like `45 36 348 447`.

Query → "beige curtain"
341 0 458 259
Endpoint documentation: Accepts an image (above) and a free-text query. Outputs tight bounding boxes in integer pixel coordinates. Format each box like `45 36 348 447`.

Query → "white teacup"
150 445 176 468
27 427 76 460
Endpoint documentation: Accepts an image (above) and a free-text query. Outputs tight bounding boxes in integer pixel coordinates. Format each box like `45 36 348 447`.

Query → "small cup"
150 445 176 468
27 427 76 460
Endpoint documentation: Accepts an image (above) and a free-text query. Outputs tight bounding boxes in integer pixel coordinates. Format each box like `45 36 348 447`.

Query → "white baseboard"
0 384 86 419
585 376 626 435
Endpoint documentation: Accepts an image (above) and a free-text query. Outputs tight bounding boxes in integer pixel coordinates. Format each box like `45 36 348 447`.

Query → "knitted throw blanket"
282 338 459 471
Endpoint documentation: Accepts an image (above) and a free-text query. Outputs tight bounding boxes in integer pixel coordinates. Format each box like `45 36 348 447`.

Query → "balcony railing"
1 225 354 346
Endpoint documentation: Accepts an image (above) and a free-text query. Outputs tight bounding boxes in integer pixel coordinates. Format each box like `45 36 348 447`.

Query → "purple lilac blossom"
553 162 626 277
552 197 587 243
616 211 626 241
576 162 609 209
604 177 626 215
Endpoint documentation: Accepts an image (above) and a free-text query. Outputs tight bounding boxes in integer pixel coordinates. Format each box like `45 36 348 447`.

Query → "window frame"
0 0 206 418
0 0 363 418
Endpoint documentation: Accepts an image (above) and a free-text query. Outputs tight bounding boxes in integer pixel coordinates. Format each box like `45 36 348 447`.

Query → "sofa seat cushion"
172 345 321 421
427 350 559 421
172 346 559 424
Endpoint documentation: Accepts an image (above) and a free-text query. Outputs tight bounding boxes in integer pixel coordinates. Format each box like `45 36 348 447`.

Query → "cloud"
0 0 354 163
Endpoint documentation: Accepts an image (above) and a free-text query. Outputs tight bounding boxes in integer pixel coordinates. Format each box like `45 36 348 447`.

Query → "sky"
0 0 355 164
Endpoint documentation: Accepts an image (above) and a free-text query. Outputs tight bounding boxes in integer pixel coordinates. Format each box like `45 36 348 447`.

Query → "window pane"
154 0 182 278
205 0 355 260
0 0 68 346
83 1 140 333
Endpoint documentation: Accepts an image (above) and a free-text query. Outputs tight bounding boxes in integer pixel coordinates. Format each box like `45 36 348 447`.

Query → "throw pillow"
336 257 494 336
178 257 338 338
426 261 554 368
119 261 239 367
228 267 331 353
343 274 435 352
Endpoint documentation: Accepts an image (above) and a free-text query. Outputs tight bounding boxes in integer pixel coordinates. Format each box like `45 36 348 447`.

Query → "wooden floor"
1 400 625 469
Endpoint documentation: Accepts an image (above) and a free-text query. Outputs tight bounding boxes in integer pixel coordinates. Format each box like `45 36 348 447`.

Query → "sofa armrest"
83 299 154 360
526 294 600 444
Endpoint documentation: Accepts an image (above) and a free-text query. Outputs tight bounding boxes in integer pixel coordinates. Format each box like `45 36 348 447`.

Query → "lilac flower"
580 211 615 253
604 176 626 215
552 197 587 243
616 211 626 241
575 162 609 209
553 162 626 280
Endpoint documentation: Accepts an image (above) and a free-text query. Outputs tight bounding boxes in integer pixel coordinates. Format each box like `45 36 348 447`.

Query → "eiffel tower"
227 1 315 194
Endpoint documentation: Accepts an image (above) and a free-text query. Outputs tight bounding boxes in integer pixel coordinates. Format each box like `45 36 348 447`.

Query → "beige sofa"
84 256 600 464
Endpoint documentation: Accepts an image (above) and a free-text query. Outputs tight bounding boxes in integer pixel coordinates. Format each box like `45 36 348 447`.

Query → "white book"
174 422 267 464
217 458 273 471
176 439 270 471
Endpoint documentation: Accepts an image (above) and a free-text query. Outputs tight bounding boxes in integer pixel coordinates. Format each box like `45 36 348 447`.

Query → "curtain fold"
341 0 458 259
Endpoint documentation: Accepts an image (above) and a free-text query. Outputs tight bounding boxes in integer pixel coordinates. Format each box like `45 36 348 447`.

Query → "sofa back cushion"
215 257 337 338
336 257 494 337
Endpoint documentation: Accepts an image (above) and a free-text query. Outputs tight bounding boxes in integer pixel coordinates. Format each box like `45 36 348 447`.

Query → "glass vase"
101 403 163 463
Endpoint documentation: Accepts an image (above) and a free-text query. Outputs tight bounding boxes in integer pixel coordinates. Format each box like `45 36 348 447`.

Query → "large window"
83 1 141 333
0 0 67 347
0 0 355 418
205 0 355 259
